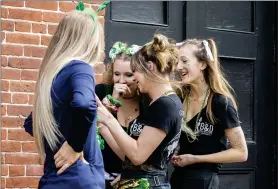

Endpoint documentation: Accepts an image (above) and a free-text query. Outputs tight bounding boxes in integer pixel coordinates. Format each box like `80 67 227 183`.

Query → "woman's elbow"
130 155 147 166
240 151 248 162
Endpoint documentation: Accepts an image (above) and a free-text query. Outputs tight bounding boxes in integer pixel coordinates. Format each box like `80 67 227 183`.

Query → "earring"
201 77 205 82
137 89 140 96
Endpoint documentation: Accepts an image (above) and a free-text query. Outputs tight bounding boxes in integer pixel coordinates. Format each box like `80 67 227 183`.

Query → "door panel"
186 2 275 188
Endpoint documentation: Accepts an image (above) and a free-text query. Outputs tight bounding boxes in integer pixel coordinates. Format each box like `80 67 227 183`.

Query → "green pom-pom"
76 2 85 11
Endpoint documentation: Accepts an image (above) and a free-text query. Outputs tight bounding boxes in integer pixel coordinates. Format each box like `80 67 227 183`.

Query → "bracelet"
106 94 122 107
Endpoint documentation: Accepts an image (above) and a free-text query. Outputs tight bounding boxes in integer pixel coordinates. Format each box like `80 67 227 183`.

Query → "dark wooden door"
186 2 275 189
105 2 276 189
104 1 184 63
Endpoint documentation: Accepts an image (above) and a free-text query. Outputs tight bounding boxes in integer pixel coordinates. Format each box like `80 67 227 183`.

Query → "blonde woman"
170 39 248 189
23 3 106 189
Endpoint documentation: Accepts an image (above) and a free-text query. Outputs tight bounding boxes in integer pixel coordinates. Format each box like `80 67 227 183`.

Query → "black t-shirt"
177 94 241 173
122 94 183 174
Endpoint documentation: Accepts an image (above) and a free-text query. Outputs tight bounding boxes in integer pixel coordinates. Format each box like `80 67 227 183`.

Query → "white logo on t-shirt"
129 119 143 136
195 117 214 136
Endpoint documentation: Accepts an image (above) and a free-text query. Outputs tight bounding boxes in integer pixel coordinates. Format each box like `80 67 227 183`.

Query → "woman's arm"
172 126 247 167
104 117 166 165
195 126 248 163
98 124 125 160
96 96 168 166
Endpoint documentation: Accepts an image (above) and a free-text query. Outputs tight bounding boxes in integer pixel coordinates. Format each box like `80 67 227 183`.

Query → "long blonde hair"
179 39 237 138
33 10 104 159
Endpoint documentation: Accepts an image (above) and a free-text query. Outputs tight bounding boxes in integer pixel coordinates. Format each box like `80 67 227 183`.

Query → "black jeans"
170 169 220 189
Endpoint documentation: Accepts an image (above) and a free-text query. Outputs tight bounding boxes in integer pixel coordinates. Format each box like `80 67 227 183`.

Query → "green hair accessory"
75 1 110 34
109 42 141 62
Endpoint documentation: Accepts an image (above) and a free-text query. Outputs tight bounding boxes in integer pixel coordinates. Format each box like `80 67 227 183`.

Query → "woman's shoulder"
212 93 236 111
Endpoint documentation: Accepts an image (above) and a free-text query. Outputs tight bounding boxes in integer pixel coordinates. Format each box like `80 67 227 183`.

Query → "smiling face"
177 44 206 85
113 59 137 97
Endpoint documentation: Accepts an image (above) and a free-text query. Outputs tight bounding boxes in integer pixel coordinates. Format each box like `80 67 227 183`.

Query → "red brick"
1 20 14 31
8 9 42 22
1 165 8 176
1 31 5 42
26 165 43 176
41 35 52 46
42 12 64 23
6 177 39 188
24 46 46 58
15 21 31 32
22 142 37 153
92 4 105 16
1 80 10 91
1 68 21 80
8 129 33 141
2 117 24 128
2 141 21 152
32 23 47 34
1 8 8 18
8 57 41 69
47 24 58 35
29 94 34 105
1 1 24 7
1 177 5 189
2 44 23 56
95 74 103 84
2 129 7 140
6 153 39 164
7 105 32 117
21 70 39 81
12 93 28 104
2 155 5 164
1 105 7 116
9 165 25 176
26 1 58 11
6 33 40 45
1 92 11 103
59 1 76 12
10 81 36 92
2 56 7 67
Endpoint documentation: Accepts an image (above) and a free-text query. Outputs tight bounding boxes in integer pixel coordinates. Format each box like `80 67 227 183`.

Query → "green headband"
75 1 110 34
109 42 141 62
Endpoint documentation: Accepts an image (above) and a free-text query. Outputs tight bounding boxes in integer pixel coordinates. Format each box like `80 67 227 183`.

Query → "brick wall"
1 1 105 188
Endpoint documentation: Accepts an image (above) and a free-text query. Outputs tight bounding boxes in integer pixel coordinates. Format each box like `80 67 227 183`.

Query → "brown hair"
131 33 179 82
180 38 237 124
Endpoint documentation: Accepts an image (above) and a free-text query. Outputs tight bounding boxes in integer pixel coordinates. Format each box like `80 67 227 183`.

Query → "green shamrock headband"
109 42 141 62
75 1 110 34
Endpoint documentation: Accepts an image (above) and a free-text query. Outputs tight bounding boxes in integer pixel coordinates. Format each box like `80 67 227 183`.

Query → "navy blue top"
24 60 105 189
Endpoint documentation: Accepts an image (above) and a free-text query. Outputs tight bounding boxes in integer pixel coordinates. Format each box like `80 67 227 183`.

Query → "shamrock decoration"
96 126 105 150
109 42 141 62
76 2 85 11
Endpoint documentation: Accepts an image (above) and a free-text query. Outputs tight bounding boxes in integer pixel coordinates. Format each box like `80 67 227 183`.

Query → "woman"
95 42 143 188
23 5 105 189
96 33 183 189
170 39 248 189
